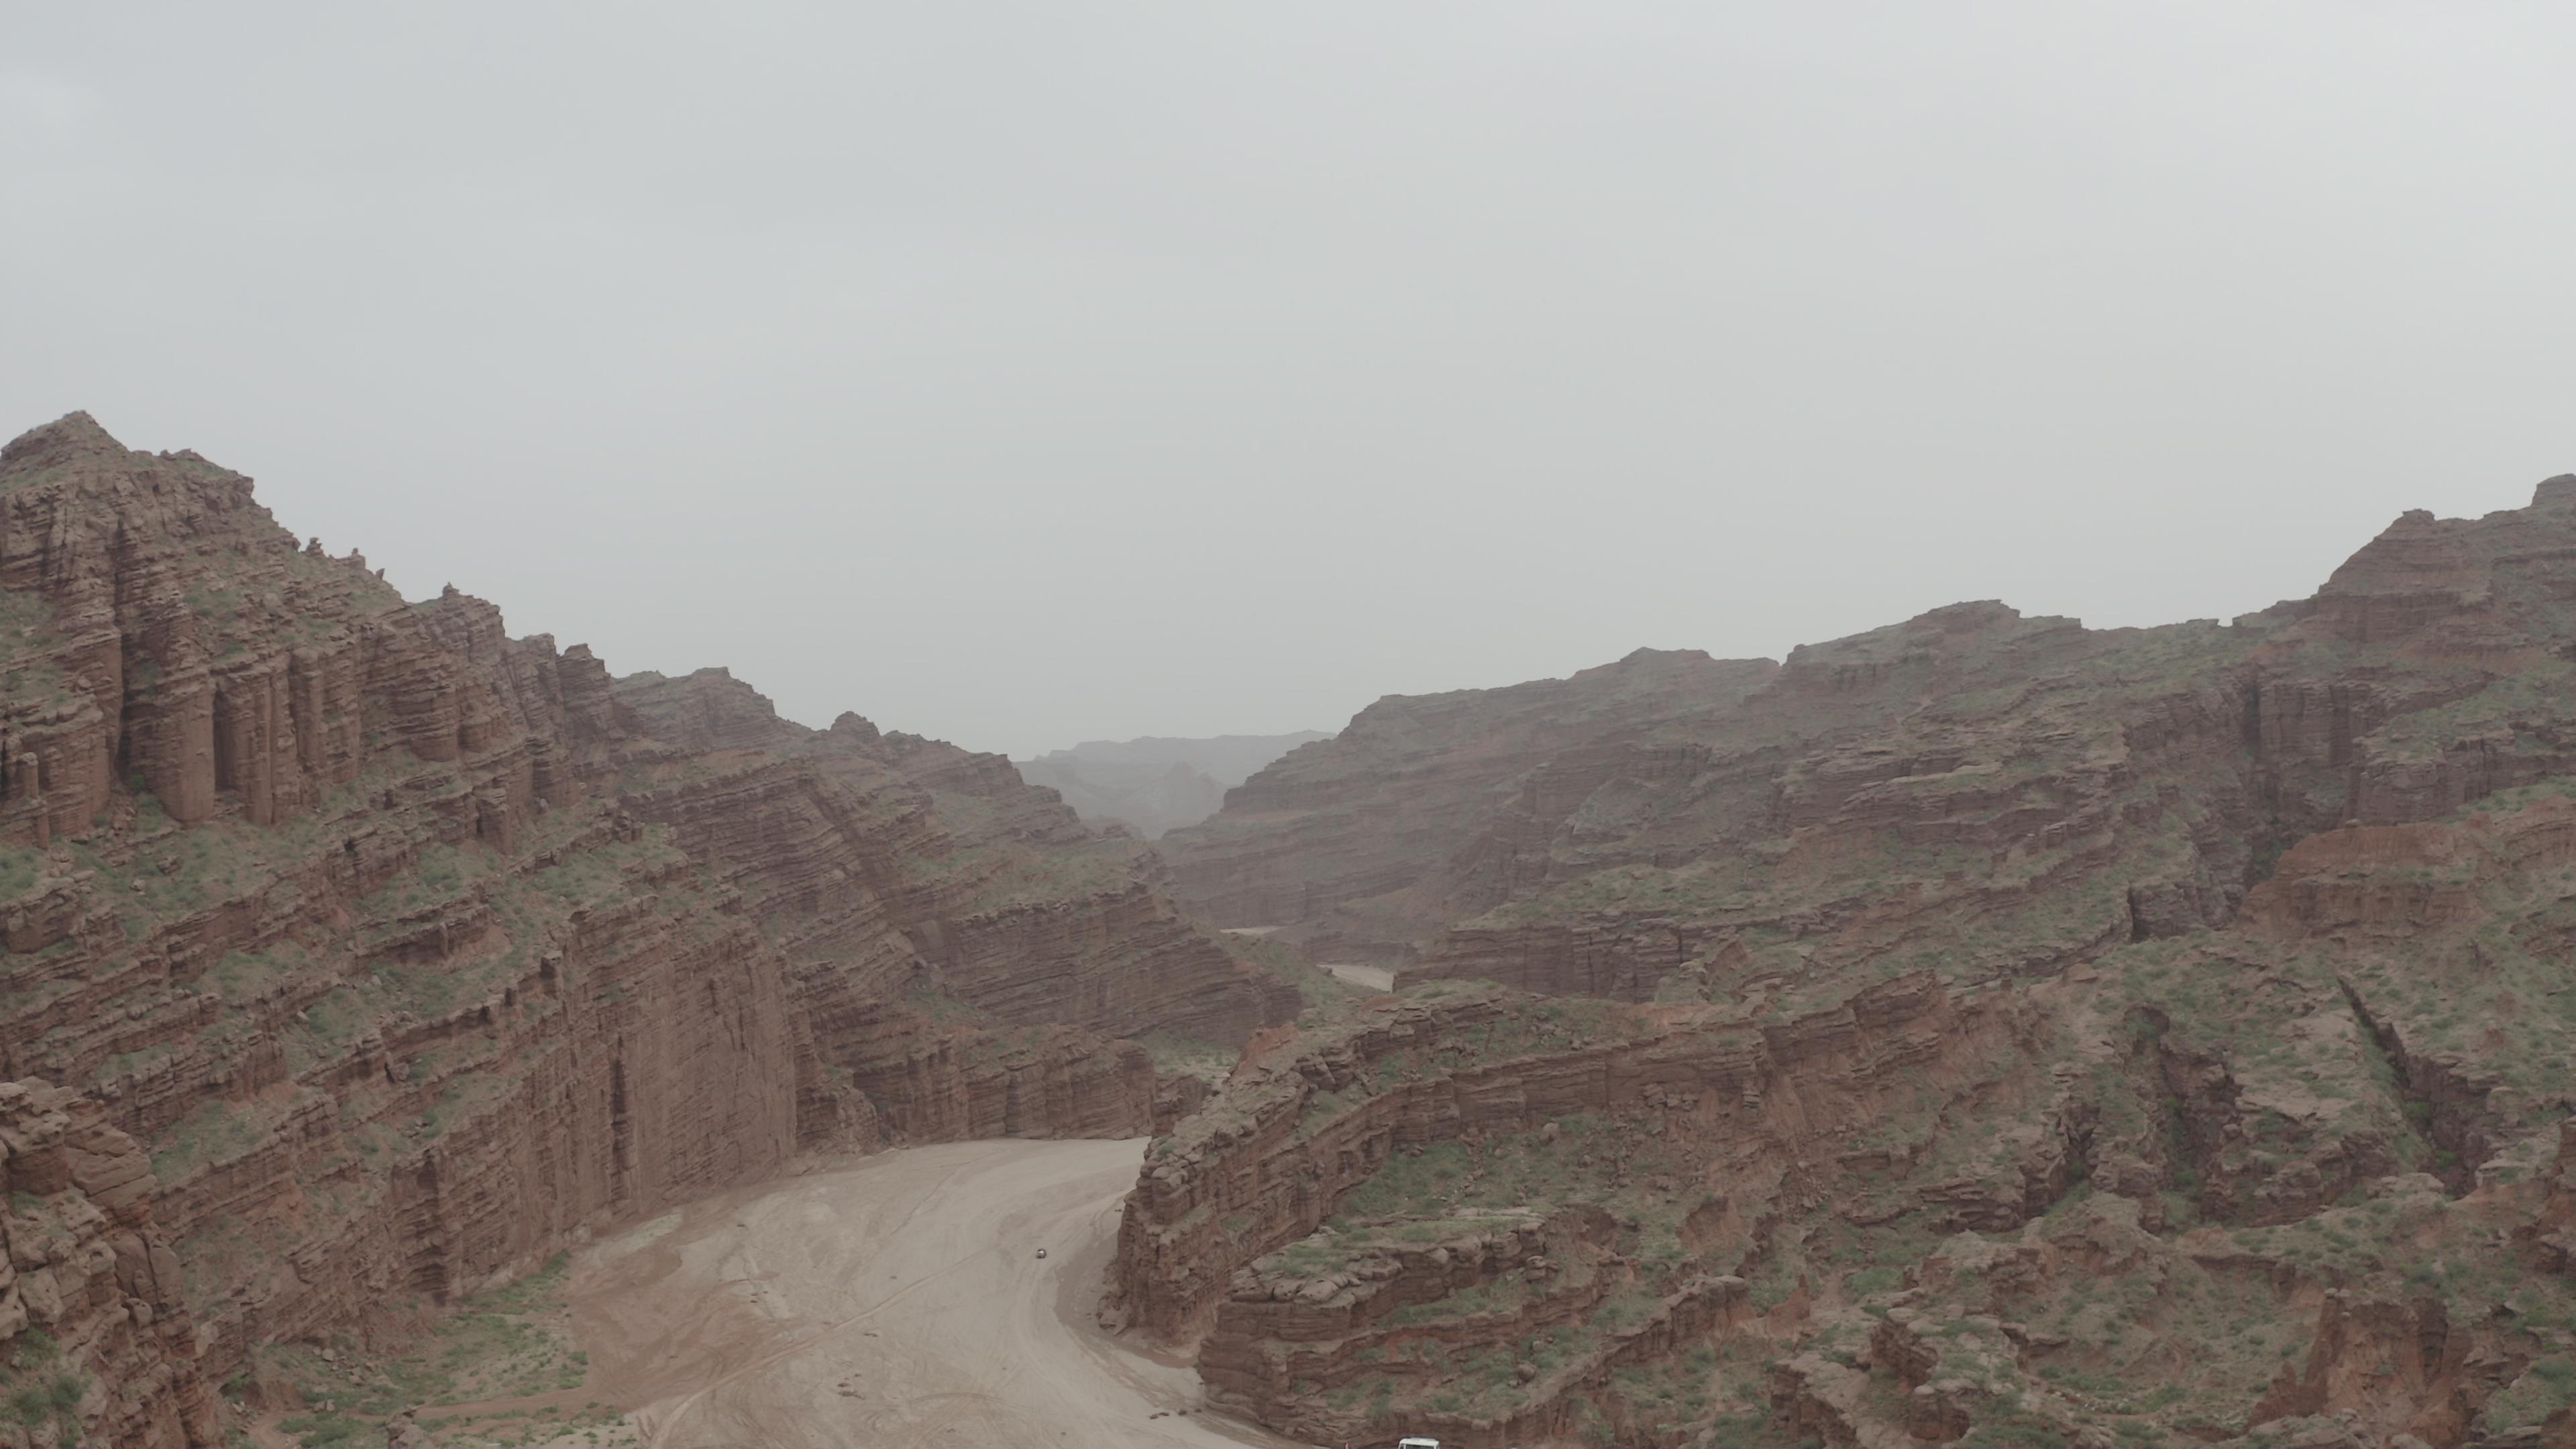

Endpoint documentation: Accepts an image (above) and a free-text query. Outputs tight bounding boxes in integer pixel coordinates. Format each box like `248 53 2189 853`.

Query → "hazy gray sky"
5 3 2571 757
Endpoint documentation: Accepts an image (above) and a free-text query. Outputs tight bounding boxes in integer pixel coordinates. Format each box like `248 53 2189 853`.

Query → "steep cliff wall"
1113 973 2053 1444
1123 480 2576 1448
0 1081 219 1449
1126 814 2576 1446
0 413 1291 1445
1171 482 2576 1030
609 678 1295 1063
1115 971 2033 1341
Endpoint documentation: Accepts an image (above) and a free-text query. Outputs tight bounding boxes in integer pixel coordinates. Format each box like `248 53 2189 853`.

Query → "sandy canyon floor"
565 1140 1309 1449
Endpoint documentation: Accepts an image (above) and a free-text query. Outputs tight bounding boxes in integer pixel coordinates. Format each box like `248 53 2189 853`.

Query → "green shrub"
276 1411 372 1447
1845 1267 1904 1297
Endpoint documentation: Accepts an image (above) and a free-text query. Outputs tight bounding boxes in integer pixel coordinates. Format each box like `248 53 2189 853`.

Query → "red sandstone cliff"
0 413 1291 1444
1159 649 1779 952
1112 973 2056 1444
1167 482 2576 1016
0 1081 219 1449
1125 478 2576 1448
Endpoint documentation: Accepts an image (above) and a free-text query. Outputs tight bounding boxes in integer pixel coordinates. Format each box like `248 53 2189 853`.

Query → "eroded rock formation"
0 1081 219 1449
1111 972 2065 1444
1164 481 2576 1012
0 414 1292 1445
1122 479 2576 1448
1159 649 1778 952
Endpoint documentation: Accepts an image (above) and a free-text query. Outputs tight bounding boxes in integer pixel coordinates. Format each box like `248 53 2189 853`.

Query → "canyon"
570 1137 1297 1449
6 409 2576 1449
1015 733 1331 840
1128 481 2576 1447
0 414 1290 1447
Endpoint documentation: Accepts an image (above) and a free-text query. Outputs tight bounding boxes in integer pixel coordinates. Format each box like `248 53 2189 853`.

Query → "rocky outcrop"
843 1026 1157 1141
606 684 1294 1066
944 883 1296 1043
1166 482 2576 1031
1405 915 1715 1002
1116 971 2021 1340
1 1080 219 1449
612 667 806 753
1122 476 2576 1449
2249 1293 2479 1446
1196 1210 1775 1447
1159 649 1778 945
0 413 1295 1442
1112 971 2059 1445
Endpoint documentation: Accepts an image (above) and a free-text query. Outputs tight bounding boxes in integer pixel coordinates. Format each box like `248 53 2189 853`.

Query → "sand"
568 1138 1316 1449
1318 963 1395 991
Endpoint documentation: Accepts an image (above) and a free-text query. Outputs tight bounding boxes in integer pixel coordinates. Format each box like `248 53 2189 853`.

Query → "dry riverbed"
1316 962 1395 992
567 1139 1309 1449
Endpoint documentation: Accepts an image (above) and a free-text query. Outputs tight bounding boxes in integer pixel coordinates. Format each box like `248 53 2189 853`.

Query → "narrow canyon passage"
570 1140 1311 1449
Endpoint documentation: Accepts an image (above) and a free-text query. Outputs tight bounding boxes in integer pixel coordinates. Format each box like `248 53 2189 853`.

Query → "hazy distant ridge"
1015 732 1328 838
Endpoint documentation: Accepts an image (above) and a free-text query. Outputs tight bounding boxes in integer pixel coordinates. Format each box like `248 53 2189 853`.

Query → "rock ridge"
0 414 1293 1442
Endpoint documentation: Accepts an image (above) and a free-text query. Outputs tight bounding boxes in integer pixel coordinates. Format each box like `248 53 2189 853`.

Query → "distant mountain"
1015 732 1330 838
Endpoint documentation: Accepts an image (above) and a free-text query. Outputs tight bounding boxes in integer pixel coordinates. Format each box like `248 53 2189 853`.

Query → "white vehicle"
1397 1440 1440 1449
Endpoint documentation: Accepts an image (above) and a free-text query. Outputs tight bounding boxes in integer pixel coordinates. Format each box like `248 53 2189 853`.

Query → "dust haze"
3 2 2571 755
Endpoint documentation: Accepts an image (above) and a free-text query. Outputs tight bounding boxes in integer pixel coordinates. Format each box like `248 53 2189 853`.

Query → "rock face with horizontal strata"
1114 973 2045 1444
1171 482 2576 1017
1130 478 2576 1448
0 1080 220 1449
0 413 1291 1443
1115 971 2022 1336
1159 649 1779 951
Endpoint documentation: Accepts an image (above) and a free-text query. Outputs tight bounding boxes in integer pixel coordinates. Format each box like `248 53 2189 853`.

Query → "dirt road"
573 1138 1313 1449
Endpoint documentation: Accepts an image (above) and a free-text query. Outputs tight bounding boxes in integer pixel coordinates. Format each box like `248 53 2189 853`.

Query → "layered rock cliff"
1167 480 2576 1006
1160 649 1779 952
1 1081 219 1449
1114 971 2071 1444
0 414 1291 1446
1124 480 2576 1448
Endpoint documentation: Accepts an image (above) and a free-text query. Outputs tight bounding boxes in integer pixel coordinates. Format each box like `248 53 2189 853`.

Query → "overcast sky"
4 3 2571 757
